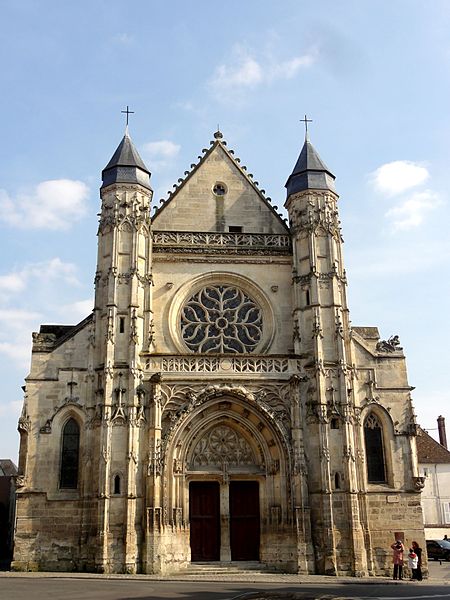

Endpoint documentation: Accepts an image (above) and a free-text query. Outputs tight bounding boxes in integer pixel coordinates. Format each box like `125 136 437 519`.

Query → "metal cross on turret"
121 105 135 127
300 115 312 140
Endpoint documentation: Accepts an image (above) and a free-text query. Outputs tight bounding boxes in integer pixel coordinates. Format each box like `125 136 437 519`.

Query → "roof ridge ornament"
214 126 223 140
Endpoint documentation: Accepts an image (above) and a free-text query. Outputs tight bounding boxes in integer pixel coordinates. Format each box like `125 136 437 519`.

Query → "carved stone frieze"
158 382 292 471
152 231 291 257
146 355 302 374
289 203 342 241
190 425 255 468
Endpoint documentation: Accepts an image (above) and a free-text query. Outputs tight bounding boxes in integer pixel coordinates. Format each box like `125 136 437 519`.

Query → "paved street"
1 562 450 600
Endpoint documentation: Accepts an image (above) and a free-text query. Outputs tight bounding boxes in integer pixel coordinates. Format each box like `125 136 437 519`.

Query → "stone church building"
13 126 426 575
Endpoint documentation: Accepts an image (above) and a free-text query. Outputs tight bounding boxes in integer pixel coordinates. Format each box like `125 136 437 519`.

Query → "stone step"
184 561 273 575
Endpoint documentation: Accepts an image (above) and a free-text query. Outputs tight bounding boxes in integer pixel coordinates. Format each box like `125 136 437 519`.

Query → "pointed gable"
153 132 288 234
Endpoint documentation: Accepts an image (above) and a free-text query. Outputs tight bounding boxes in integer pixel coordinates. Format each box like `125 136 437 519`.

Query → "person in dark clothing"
411 541 423 581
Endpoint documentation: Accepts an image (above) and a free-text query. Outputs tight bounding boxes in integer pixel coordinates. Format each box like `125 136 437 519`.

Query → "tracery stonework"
190 425 255 467
14 127 424 579
181 285 262 353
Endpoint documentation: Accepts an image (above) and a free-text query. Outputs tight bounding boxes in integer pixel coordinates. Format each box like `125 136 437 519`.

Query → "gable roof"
152 130 289 231
417 427 450 464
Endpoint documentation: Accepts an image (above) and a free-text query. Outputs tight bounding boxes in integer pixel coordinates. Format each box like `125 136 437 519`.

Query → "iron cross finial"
121 105 135 127
300 115 312 140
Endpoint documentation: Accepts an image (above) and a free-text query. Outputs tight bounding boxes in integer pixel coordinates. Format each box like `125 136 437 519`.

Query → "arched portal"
162 392 289 563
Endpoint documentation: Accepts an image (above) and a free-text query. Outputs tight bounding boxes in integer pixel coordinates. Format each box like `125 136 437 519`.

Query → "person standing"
391 539 405 580
408 548 418 579
411 541 423 581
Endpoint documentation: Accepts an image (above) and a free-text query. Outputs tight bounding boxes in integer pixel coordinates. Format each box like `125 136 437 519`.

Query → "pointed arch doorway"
189 480 260 562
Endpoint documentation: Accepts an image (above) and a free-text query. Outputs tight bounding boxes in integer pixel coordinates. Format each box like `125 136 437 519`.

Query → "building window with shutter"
442 502 450 524
364 413 386 483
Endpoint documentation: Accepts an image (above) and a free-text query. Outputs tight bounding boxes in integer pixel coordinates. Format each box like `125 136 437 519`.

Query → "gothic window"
364 413 386 483
59 418 80 489
113 474 121 495
181 285 263 354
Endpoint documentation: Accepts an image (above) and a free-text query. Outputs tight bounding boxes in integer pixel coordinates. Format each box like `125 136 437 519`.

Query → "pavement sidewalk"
0 567 449 586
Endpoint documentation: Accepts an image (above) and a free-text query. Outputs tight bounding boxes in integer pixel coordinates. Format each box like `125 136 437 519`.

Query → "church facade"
13 127 426 575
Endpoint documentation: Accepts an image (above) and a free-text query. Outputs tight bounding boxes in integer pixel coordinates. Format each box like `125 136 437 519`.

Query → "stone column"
220 481 231 561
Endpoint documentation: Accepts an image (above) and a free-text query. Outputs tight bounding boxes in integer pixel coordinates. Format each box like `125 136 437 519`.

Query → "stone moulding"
145 356 302 374
152 230 291 247
152 231 292 255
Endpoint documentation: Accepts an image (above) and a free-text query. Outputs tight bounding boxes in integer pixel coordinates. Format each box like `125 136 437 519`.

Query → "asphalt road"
1 562 450 600
1 579 450 600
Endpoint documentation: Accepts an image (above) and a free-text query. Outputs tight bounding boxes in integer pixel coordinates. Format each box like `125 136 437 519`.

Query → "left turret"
92 129 153 572
95 128 153 366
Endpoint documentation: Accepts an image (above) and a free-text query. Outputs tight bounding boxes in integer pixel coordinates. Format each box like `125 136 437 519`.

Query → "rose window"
181 285 263 353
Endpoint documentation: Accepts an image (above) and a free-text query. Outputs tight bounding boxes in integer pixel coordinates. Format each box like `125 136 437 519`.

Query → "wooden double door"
189 481 260 561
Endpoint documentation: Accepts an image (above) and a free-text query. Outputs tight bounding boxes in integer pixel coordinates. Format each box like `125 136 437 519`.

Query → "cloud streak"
0 179 89 230
208 45 317 102
142 140 181 172
385 190 443 231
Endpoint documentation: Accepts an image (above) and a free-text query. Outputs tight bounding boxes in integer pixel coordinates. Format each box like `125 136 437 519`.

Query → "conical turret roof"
285 139 335 196
102 129 152 190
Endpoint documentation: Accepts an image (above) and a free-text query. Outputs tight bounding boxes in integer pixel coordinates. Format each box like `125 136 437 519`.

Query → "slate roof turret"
102 128 152 190
285 138 336 196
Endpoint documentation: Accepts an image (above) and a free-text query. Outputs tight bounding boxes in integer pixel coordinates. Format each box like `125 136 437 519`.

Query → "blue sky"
1 0 450 460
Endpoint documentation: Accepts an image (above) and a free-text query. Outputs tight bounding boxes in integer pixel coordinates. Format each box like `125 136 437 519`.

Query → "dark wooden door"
189 481 220 561
230 481 260 561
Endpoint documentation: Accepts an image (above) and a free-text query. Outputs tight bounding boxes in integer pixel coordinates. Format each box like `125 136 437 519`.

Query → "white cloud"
113 33 133 45
143 141 181 159
208 45 316 101
371 160 429 196
58 298 93 323
142 140 181 172
0 179 89 230
0 399 22 418
0 258 80 303
0 308 43 367
0 273 26 295
0 258 84 368
385 190 443 231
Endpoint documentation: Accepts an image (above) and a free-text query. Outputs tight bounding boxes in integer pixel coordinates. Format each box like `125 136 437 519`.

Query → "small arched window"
114 474 121 495
334 472 341 489
60 418 80 489
364 413 386 483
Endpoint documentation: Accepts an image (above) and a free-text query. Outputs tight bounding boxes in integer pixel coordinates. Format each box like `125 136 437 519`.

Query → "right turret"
285 134 349 360
285 133 367 575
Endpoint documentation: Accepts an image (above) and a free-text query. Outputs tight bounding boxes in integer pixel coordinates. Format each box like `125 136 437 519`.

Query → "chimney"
438 415 448 449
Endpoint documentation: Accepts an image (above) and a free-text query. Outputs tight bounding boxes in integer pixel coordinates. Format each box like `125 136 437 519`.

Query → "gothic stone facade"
13 129 426 575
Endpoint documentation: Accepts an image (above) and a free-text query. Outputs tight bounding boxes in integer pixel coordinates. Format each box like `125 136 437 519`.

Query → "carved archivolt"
190 425 255 468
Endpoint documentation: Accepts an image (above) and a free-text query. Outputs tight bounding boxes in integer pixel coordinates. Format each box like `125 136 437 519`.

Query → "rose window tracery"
190 425 255 467
181 285 263 353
